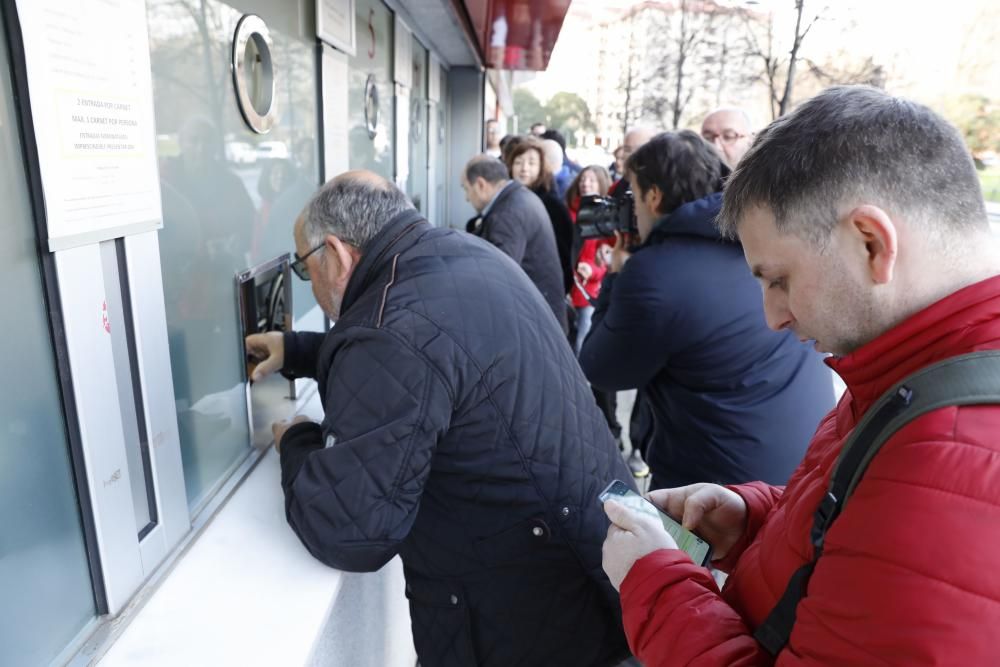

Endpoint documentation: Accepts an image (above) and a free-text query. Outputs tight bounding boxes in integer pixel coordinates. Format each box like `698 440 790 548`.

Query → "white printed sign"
15 0 163 251
317 0 356 56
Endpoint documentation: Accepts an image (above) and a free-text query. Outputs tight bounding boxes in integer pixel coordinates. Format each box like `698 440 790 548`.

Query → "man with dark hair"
580 131 834 490
530 121 546 137
602 86 1000 665
461 154 568 331
245 170 632 666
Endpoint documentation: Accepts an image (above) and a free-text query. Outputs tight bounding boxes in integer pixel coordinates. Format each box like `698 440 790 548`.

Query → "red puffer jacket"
620 274 1000 665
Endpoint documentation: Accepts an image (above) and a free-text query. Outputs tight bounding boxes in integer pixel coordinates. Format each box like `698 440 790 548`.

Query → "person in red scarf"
601 85 1000 665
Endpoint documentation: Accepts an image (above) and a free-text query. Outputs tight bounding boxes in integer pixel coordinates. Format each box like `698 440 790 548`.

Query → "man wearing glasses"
701 107 754 168
245 170 632 667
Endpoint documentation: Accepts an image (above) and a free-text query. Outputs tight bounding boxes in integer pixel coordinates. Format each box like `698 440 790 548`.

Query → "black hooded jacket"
580 193 835 488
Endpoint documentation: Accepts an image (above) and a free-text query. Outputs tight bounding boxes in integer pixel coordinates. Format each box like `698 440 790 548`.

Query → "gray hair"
718 86 988 245
303 174 414 250
464 155 510 185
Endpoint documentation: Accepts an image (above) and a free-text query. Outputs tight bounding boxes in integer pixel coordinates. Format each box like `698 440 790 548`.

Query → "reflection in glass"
348 0 395 180
147 0 320 510
435 65 449 227
0 25 96 666
407 36 429 213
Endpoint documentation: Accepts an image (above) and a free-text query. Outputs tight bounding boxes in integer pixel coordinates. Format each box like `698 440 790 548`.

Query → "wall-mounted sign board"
14 0 163 252
317 0 356 56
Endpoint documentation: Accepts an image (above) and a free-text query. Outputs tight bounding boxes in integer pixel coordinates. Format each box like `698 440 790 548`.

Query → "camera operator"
579 131 835 489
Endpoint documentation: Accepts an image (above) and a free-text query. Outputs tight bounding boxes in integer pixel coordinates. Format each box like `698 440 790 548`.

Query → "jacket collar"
340 208 428 314
829 274 1000 418
484 180 523 219
482 180 517 218
645 192 726 246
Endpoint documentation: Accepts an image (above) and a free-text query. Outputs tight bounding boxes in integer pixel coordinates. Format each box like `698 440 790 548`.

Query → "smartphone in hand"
599 479 713 567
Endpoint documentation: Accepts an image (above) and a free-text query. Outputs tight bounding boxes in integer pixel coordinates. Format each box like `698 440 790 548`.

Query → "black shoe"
626 449 649 479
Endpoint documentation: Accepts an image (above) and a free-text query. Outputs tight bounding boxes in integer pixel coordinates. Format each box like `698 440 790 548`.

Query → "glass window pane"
0 26 96 666
146 0 321 510
435 67 449 227
348 0 395 179
406 37 428 213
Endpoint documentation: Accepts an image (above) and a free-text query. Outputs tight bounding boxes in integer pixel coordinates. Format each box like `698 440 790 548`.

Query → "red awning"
460 0 572 71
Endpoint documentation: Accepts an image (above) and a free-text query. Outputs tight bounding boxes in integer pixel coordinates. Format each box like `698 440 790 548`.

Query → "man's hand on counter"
272 415 315 453
246 332 285 382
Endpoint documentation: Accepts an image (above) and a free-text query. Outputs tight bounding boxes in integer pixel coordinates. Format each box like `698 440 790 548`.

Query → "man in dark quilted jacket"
245 170 633 666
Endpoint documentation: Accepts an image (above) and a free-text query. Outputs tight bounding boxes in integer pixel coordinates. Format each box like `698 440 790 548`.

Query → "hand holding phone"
648 483 747 561
600 479 713 567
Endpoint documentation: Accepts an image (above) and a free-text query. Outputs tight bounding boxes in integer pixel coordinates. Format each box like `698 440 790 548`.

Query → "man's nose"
763 292 793 332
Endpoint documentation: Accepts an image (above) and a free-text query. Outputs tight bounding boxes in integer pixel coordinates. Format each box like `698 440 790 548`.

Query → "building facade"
0 0 568 664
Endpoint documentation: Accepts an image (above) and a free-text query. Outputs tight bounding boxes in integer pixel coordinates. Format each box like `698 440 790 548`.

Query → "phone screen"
599 479 713 566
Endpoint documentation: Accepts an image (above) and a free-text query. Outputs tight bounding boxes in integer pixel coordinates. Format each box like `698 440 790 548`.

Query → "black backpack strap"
754 351 1000 656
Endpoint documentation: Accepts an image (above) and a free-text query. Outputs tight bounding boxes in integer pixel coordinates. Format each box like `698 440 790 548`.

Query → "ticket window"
238 255 296 449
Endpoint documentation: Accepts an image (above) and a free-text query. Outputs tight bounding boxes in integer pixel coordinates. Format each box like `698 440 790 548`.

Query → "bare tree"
618 13 641 136
641 1 722 129
742 0 824 119
804 55 887 89
669 0 704 129
634 0 757 130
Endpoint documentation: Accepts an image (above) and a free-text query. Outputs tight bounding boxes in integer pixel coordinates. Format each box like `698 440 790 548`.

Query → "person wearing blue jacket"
579 131 835 489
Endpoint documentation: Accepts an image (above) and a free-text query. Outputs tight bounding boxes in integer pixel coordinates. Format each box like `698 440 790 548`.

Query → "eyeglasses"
702 130 748 145
290 243 324 281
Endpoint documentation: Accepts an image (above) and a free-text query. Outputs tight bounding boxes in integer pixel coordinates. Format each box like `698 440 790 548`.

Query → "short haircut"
304 174 414 250
541 129 567 152
718 86 988 243
565 165 611 208
504 137 552 191
464 155 510 185
530 122 545 131
625 130 724 215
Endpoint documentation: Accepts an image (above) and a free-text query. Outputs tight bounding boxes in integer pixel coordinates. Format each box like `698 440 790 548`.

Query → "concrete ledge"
99 448 343 666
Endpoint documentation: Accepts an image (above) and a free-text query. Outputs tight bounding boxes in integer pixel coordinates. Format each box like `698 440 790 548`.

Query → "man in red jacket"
601 85 1000 665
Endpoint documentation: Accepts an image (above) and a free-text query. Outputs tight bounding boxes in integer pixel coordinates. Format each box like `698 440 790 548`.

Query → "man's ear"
645 184 664 213
323 234 361 285
844 205 898 285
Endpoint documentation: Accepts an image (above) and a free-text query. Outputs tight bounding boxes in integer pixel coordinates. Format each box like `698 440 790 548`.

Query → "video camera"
576 190 636 240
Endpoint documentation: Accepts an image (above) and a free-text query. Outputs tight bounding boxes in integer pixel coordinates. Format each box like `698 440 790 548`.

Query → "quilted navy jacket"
279 209 632 666
580 193 835 488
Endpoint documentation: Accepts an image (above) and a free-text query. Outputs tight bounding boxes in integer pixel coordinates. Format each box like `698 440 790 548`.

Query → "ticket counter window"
348 0 395 180
0 25 97 667
146 0 319 511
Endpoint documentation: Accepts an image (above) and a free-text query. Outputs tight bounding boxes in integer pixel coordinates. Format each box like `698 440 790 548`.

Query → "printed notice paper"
15 0 163 251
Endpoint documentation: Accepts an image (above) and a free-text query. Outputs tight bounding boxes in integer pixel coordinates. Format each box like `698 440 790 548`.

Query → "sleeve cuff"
620 549 719 609
711 484 765 572
281 332 324 380
279 421 324 490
